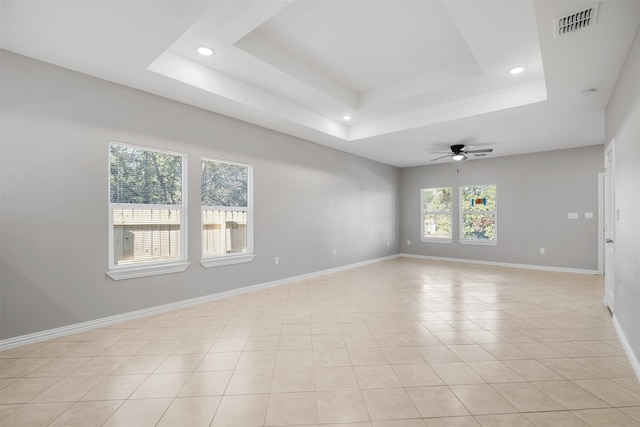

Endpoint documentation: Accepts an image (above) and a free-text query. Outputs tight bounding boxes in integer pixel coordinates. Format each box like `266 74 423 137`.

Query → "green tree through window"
201 161 247 207
201 159 251 259
460 184 497 241
422 187 452 239
110 144 182 205
108 142 186 271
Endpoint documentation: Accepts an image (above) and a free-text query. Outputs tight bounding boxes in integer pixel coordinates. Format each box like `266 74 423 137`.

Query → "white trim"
202 206 249 212
420 187 453 242
458 239 498 246
110 202 183 210
107 261 190 280
420 238 453 244
201 253 255 268
612 315 640 380
400 253 599 275
108 141 188 276
597 172 604 275
603 140 616 309
0 254 399 351
200 158 253 262
109 140 185 157
459 184 497 243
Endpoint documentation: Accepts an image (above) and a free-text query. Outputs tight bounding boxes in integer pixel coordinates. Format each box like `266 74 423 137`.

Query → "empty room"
1 1 639 426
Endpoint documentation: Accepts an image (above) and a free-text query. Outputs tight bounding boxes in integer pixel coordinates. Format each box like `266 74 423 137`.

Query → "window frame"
200 157 255 268
107 141 189 280
459 183 498 246
420 187 453 243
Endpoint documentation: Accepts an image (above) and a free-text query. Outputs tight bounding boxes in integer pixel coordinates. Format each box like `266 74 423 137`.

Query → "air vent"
556 4 599 36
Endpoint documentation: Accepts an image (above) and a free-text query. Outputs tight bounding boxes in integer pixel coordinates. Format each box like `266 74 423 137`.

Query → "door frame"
597 172 604 275
603 140 615 309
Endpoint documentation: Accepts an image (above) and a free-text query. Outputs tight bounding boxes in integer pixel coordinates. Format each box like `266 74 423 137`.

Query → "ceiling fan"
431 144 493 162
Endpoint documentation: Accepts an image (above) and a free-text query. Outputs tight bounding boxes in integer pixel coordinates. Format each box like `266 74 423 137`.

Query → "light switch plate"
567 212 578 219
585 212 593 219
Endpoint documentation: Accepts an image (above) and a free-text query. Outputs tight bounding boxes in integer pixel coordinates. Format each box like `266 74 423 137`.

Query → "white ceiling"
2 1 639 167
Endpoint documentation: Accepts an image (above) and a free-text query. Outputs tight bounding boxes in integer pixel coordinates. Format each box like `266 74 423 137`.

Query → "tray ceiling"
2 1 639 166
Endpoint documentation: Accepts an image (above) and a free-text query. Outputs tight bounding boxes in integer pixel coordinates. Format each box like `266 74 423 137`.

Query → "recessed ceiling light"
197 46 214 56
508 66 525 75
342 115 353 121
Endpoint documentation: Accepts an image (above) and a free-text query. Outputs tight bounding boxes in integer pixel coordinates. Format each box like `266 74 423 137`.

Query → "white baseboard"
400 253 600 275
0 255 399 351
612 315 640 380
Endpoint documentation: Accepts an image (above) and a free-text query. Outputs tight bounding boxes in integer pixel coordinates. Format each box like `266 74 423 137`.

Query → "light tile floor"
1 258 639 426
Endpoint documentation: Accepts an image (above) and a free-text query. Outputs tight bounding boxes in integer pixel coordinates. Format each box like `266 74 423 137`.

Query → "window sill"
201 253 256 268
459 239 498 246
107 261 190 280
420 237 453 244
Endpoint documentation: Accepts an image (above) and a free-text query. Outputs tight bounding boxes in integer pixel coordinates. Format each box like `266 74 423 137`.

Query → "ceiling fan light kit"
431 144 494 162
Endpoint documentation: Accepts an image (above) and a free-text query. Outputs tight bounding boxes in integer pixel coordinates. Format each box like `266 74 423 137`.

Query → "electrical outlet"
332 248 337 255
407 240 411 245
387 241 390 247
274 256 279 265
540 248 545 254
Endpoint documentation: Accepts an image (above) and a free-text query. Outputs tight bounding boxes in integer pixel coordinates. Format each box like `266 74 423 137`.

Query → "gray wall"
605 26 640 364
0 51 400 340
400 146 604 270
0 47 619 343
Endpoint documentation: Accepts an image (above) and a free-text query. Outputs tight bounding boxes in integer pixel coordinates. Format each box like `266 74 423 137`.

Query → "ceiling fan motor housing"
451 144 466 153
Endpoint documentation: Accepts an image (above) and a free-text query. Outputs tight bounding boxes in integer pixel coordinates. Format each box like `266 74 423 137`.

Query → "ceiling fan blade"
464 148 493 154
431 154 452 161
430 150 453 154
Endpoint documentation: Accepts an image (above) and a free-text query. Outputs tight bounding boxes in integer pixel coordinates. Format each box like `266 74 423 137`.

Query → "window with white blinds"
108 142 189 279
201 158 254 267
421 187 453 242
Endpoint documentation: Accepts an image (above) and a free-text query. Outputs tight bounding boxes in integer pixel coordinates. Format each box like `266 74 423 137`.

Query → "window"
201 158 254 267
421 187 452 242
108 142 188 279
460 184 497 244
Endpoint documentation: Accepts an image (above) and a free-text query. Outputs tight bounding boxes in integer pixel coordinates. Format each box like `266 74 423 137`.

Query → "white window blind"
421 187 453 241
108 142 188 278
201 158 254 267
